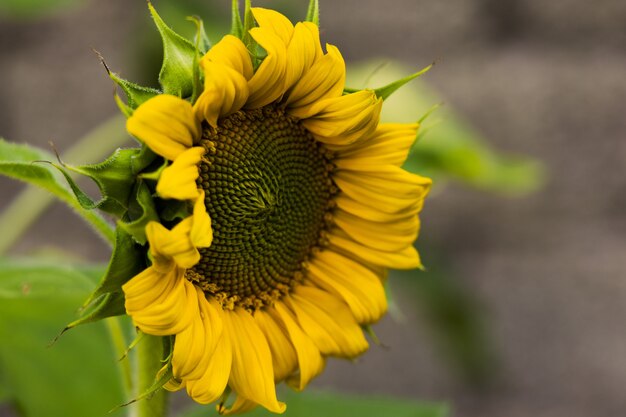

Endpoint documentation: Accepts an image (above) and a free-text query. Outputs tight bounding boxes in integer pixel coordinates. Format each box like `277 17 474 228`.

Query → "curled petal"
123 267 196 335
202 34 253 79
194 62 250 128
282 22 324 93
157 147 205 201
302 90 382 146
246 28 288 109
146 221 200 270
286 44 345 118
286 286 368 358
251 7 294 45
127 95 200 161
307 250 387 324
337 123 419 166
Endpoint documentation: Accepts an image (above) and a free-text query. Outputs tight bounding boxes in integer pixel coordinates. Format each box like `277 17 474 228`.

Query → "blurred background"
0 0 625 416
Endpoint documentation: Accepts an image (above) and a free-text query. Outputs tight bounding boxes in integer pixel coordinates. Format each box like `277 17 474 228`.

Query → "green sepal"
118 181 159 245
94 49 160 112
50 147 157 218
305 0 320 26
159 199 190 222
186 15 209 104
109 72 161 111
187 15 211 54
115 355 173 411
149 2 198 98
85 227 145 304
230 0 244 38
373 63 434 100
241 0 259 63
63 292 126 331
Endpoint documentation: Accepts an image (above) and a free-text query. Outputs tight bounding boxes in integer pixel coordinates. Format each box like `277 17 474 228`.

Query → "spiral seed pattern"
190 107 336 309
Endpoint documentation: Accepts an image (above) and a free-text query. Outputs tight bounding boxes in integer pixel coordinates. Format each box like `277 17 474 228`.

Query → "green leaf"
231 0 244 38
406 118 546 195
373 63 433 100
391 261 496 383
0 0 84 19
0 139 115 243
85 227 144 305
149 2 198 97
0 257 126 417
345 61 545 195
180 390 449 417
187 15 211 54
305 0 320 26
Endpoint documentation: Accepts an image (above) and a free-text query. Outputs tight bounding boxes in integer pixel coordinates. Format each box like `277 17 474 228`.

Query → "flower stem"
134 334 168 417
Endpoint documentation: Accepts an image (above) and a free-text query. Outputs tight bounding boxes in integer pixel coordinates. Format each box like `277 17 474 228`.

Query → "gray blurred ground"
1 0 625 416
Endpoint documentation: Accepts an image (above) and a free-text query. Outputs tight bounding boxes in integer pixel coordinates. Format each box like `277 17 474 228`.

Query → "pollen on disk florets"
190 106 337 310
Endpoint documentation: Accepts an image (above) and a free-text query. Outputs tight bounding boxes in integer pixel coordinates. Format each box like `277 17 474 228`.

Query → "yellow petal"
224 308 285 414
186 310 232 404
282 22 324 94
269 302 325 391
334 167 431 215
335 193 423 223
337 123 419 166
254 309 298 382
286 44 345 118
202 34 253 80
194 62 250 128
328 230 423 269
146 220 200 270
334 208 420 252
156 147 205 201
127 94 200 161
307 250 387 324
246 28 288 109
172 287 223 381
251 8 294 45
302 90 382 146
171 296 206 381
217 396 259 415
123 267 197 335
286 286 368 358
189 189 213 249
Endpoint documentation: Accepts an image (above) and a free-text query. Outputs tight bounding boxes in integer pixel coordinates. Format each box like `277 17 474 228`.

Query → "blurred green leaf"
179 390 449 417
346 61 545 195
0 258 126 417
0 0 85 19
391 262 495 383
0 139 115 243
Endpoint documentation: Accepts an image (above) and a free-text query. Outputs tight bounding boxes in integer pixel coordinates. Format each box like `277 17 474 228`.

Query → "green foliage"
149 2 199 98
346 62 545 195
0 139 114 243
179 390 449 417
0 258 125 417
391 264 495 382
0 0 84 18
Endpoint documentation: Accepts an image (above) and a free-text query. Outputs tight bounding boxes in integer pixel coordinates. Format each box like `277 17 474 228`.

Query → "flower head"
118 5 430 415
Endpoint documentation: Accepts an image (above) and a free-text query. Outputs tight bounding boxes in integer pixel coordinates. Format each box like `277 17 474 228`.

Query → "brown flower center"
189 106 336 310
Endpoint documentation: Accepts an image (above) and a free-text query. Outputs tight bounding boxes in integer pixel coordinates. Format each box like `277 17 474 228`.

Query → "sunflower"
121 7 431 415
